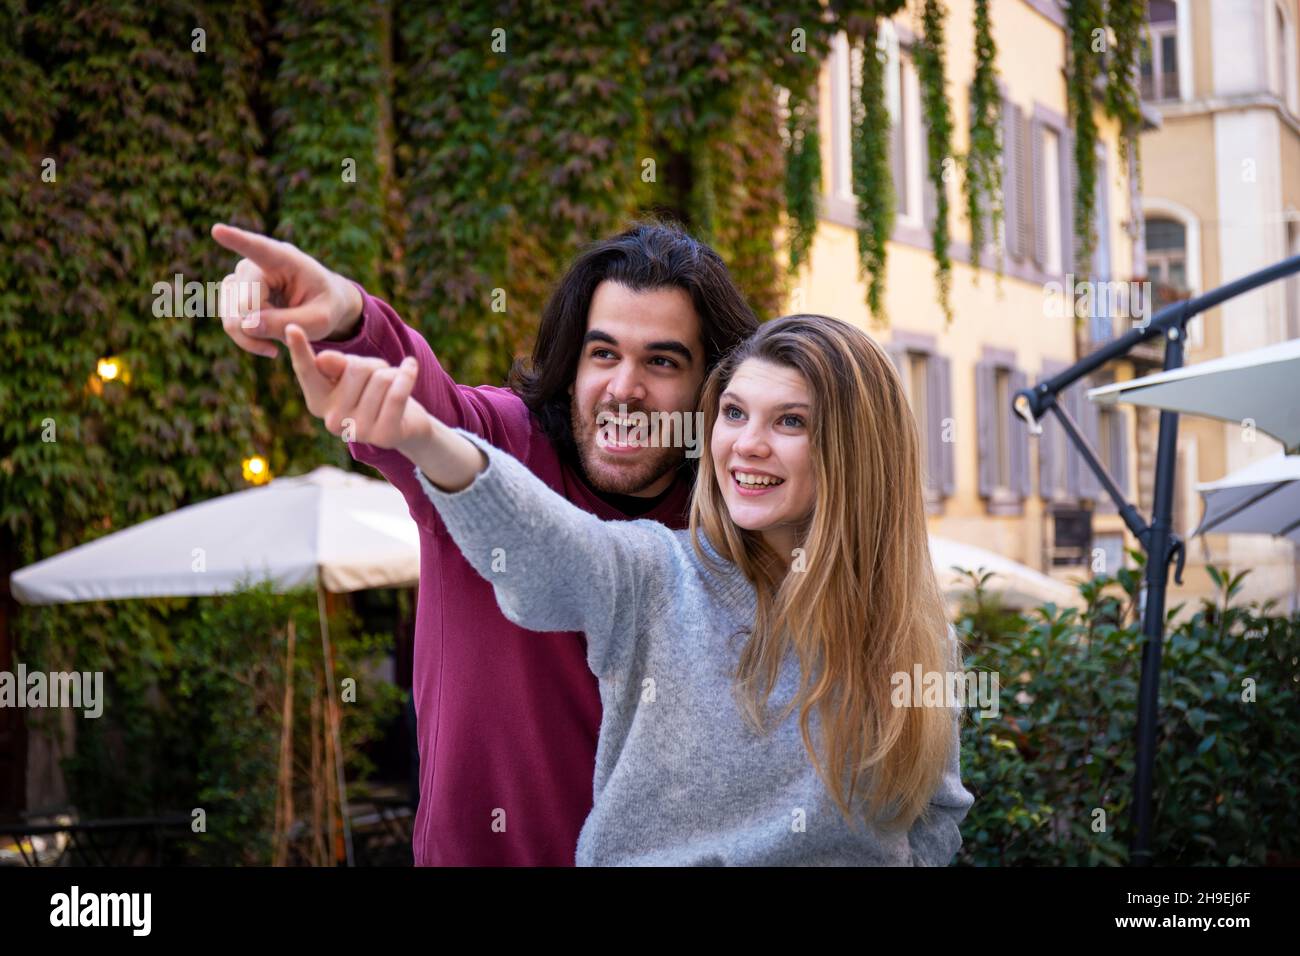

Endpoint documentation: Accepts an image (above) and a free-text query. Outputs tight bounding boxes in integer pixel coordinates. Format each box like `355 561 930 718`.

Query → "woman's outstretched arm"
410 426 680 676
283 325 675 676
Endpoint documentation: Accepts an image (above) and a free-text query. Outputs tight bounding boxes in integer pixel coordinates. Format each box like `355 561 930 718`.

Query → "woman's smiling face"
710 358 816 557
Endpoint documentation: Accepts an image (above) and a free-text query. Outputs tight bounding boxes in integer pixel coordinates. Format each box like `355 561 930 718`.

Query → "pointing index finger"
211 223 295 272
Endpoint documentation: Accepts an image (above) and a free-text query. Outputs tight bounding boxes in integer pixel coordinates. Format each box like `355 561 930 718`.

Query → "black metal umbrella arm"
1013 379 1187 585
1009 252 1300 866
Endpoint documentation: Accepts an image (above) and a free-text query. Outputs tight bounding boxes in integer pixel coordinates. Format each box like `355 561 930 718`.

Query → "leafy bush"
22 581 401 865
953 558 1300 865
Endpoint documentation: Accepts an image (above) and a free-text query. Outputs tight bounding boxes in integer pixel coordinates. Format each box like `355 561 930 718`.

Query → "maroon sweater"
311 288 693 865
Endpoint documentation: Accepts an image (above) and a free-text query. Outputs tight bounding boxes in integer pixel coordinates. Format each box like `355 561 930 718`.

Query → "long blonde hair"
689 314 962 832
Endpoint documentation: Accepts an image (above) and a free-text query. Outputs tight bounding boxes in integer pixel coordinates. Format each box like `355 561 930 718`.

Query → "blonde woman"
285 313 974 865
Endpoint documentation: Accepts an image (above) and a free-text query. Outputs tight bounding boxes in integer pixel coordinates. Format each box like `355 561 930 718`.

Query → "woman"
286 314 974 865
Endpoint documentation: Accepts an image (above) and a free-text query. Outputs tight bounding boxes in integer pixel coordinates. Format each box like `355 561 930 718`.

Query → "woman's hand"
285 323 430 454
284 323 485 490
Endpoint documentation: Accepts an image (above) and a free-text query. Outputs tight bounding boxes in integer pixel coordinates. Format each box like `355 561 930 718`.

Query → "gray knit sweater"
413 428 974 866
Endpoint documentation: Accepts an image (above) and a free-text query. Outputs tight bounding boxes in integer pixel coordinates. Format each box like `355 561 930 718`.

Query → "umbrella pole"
272 617 296 866
1132 388 1184 866
316 582 355 867
1015 254 1300 865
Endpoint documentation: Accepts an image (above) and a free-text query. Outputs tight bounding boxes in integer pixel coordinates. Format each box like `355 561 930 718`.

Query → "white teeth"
733 471 783 487
597 414 641 428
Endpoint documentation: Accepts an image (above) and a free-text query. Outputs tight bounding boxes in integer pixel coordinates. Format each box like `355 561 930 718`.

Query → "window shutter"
976 361 995 497
1091 151 1113 342
1062 385 1080 499
937 354 955 496
1030 117 1046 270
1015 104 1030 262
1078 381 1102 501
1062 127 1077 277
924 353 944 494
1002 98 1021 261
1038 383 1056 500
1094 153 1111 280
1008 369 1031 498
884 340 908 381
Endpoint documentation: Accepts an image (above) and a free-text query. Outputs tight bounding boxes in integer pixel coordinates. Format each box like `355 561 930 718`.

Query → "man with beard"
212 221 758 865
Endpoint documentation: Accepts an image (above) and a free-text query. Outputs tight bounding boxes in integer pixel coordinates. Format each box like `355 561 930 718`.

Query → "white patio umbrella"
10 466 419 604
9 465 422 867
1086 338 1300 454
930 536 1081 609
1193 451 1300 543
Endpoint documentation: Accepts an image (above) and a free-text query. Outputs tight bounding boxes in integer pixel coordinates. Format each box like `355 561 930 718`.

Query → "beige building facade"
1137 0 1300 610
794 0 1155 604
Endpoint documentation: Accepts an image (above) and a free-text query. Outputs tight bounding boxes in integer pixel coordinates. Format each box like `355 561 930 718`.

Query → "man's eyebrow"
583 329 695 363
720 391 810 412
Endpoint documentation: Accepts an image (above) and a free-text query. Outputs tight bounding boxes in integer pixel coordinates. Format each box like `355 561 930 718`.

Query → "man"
212 220 758 865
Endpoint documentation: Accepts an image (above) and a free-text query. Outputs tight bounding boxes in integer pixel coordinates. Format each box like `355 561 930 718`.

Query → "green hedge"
955 559 1300 866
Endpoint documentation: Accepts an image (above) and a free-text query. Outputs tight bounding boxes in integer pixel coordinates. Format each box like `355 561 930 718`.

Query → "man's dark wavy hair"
508 219 760 463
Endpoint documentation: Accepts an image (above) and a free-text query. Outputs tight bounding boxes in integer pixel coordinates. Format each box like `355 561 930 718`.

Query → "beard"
569 400 685 496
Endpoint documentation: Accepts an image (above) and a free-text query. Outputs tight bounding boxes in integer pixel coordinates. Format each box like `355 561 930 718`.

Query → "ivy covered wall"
0 0 1142 849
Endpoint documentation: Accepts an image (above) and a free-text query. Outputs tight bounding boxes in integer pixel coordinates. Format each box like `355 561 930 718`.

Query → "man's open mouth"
596 411 651 450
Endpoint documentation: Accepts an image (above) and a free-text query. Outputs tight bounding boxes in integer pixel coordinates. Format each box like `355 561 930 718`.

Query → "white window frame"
1140 197 1204 348
1268 0 1300 116
1143 21 1180 102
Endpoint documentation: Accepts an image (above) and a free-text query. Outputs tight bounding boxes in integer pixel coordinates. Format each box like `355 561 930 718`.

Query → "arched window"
1145 216 1188 291
1142 201 1203 345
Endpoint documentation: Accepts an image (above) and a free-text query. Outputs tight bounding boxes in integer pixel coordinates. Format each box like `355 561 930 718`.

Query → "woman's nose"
732 423 769 457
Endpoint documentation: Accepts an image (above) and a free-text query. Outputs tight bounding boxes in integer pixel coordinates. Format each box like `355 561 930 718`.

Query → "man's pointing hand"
211 222 363 358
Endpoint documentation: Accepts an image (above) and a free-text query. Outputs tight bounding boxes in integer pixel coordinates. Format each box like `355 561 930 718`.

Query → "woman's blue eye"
782 415 805 428
724 404 743 420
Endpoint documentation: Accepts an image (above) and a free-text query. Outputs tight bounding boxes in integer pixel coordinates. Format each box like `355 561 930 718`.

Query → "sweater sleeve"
906 714 975 866
412 428 679 678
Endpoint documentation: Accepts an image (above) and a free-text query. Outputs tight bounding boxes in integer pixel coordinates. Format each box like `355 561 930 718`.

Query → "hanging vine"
783 82 822 273
965 0 1002 278
916 0 955 322
1104 0 1145 183
833 2 905 324
1065 0 1104 276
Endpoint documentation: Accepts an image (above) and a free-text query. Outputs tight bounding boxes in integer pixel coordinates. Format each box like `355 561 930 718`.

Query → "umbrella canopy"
1087 338 1300 454
930 536 1081 609
10 466 420 605
10 465 1079 611
1193 451 1300 543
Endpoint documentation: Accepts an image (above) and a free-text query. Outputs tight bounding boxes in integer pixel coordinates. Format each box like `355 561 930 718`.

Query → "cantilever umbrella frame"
1012 252 1300 865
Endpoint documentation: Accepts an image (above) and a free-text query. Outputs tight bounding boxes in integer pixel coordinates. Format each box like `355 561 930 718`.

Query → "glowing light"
242 455 271 485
